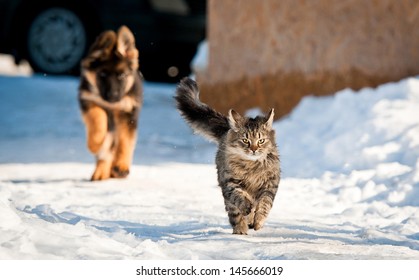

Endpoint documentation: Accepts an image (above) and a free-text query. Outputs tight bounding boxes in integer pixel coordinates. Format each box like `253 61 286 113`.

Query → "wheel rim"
27 8 86 74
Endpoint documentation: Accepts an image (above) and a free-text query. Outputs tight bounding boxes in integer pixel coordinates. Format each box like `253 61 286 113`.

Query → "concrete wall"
196 0 419 119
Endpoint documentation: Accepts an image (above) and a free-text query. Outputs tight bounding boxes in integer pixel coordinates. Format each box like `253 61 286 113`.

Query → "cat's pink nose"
250 145 258 152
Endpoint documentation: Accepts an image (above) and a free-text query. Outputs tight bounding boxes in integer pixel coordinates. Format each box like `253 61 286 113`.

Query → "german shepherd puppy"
78 26 143 181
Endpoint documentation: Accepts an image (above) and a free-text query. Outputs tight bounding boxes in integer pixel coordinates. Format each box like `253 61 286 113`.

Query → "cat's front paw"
239 198 253 216
253 213 266 231
232 223 248 235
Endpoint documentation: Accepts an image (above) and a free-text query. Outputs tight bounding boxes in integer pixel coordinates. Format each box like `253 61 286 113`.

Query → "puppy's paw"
91 161 111 181
111 165 130 178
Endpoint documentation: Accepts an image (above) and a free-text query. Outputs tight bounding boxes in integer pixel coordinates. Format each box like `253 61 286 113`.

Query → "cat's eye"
242 138 250 144
258 139 265 144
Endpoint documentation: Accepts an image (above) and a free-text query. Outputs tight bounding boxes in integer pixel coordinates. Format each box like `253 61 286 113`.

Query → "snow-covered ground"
1 58 419 260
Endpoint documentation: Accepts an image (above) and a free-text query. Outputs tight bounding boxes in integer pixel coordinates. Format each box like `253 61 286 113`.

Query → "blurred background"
0 0 207 83
2 0 419 120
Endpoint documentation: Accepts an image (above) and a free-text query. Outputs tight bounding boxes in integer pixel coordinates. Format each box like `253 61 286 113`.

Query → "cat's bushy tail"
175 77 230 143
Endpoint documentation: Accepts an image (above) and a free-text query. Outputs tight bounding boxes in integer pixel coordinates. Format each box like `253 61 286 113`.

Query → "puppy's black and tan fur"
78 26 143 181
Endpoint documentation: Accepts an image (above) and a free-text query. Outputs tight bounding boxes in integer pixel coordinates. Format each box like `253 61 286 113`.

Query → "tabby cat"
175 77 280 234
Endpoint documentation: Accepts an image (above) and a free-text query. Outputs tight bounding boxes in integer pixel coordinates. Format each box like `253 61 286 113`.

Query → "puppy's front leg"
111 112 137 178
80 92 138 112
82 103 113 181
91 132 115 181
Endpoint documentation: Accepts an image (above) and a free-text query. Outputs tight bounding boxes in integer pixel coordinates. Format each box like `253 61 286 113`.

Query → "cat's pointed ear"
228 109 243 132
264 108 275 129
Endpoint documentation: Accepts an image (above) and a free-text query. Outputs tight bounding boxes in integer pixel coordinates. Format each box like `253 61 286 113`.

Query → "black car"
0 0 206 82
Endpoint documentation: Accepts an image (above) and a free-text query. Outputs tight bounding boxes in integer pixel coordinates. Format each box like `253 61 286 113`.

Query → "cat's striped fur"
175 77 280 234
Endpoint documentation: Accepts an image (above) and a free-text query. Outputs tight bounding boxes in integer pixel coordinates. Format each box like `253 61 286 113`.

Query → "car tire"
26 7 87 75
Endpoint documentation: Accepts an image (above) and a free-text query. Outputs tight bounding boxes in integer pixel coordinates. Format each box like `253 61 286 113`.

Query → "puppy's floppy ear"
116 25 139 69
228 109 244 132
82 30 116 67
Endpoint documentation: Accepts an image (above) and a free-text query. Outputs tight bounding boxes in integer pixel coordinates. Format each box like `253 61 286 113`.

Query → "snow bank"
0 54 32 76
277 78 419 206
190 40 208 75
